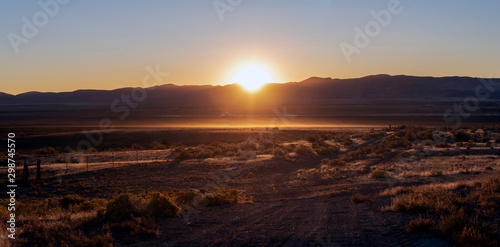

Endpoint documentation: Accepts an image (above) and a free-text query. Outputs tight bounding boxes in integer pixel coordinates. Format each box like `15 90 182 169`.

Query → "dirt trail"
113 133 436 246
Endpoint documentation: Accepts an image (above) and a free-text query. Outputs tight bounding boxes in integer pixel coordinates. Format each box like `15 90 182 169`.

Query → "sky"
1 0 499 95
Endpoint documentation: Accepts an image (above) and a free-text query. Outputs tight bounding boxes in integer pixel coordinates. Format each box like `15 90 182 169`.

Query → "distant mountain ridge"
1 75 500 109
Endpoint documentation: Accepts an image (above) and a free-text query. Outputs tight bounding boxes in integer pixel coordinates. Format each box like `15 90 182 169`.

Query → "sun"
229 61 276 92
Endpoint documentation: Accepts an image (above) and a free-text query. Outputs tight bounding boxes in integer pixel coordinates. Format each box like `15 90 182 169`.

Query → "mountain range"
2 75 500 124
2 75 500 106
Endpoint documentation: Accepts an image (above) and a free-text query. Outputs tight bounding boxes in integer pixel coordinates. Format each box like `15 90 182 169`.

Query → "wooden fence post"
86 155 89 172
36 160 41 181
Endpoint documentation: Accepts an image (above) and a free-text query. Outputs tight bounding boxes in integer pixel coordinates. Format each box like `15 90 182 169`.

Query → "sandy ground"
9 131 498 246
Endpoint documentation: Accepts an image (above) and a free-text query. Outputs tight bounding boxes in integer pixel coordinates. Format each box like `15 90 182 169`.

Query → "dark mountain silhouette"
0 92 14 98
1 75 500 116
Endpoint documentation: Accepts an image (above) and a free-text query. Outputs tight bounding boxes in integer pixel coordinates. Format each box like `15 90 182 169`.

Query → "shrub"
131 143 144 150
273 148 286 157
455 225 498 247
384 174 500 246
177 149 193 160
369 169 389 179
397 152 409 158
146 192 179 217
428 169 443 177
294 145 313 155
59 195 86 209
77 198 107 212
350 194 371 204
296 168 329 181
205 188 240 206
104 194 137 220
19 198 61 216
307 135 321 143
406 216 436 233
435 142 450 148
37 147 59 155
23 228 112 247
315 145 340 155
439 209 470 233
176 189 205 207
236 149 256 160
257 140 274 150
109 217 158 238
454 131 471 142
343 140 353 146
362 131 385 140
283 144 295 153
327 159 346 167
238 140 257 150
382 187 457 214
150 141 167 150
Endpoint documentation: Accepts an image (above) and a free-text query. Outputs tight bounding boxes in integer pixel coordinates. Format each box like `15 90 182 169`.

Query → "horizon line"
2 73 495 96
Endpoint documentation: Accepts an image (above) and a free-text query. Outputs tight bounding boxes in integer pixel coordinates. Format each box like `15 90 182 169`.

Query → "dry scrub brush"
381 174 500 246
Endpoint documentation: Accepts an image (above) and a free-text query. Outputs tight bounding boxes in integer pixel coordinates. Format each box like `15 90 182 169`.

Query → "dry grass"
14 190 189 245
405 216 436 233
297 165 338 181
108 217 158 238
382 174 500 246
19 213 112 247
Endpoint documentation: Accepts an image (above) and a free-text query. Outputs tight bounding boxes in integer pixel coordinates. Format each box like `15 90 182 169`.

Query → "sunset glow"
229 61 277 92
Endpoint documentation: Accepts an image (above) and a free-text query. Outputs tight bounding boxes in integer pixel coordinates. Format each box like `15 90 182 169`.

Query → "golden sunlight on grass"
228 61 277 92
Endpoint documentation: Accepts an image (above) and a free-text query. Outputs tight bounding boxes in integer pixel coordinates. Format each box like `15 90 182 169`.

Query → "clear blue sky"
1 0 499 94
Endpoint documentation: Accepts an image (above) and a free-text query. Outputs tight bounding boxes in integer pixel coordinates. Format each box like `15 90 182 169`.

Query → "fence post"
36 160 41 181
136 150 138 165
112 151 114 167
86 155 89 172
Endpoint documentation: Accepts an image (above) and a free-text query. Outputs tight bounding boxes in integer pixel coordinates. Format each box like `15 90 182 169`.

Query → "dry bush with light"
205 187 240 206
294 144 314 155
146 192 180 217
369 169 389 179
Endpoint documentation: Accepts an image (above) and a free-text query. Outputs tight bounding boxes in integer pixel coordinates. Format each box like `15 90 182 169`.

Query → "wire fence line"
1 149 177 182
